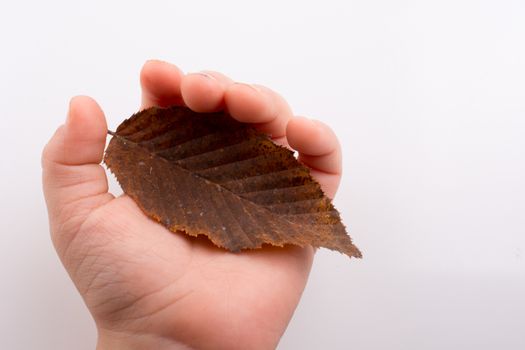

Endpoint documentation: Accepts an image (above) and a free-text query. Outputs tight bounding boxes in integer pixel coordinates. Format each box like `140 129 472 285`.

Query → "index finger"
140 60 185 109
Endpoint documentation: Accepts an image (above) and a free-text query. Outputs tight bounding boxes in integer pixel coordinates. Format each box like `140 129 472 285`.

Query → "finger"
286 117 342 198
180 70 233 112
224 83 293 141
42 96 113 250
140 60 185 109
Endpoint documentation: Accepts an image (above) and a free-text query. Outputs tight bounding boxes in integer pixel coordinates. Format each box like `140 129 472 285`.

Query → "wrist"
97 329 192 350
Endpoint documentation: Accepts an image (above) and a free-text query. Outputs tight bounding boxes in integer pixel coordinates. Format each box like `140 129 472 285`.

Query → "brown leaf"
104 106 361 258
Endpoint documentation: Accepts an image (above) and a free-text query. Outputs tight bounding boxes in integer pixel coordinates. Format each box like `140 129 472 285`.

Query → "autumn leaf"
104 106 361 258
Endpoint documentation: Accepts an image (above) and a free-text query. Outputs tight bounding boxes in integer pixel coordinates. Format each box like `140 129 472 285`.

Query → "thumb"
42 96 113 254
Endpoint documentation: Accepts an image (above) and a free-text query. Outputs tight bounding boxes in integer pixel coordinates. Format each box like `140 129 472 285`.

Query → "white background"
1 1 524 349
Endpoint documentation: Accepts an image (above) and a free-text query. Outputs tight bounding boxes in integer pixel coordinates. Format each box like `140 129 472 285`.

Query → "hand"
42 60 343 350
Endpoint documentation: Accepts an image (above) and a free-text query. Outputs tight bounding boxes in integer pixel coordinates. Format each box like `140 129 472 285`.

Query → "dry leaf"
104 106 361 258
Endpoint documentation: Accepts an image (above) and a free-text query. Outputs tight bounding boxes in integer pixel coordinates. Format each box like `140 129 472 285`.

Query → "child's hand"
42 60 342 350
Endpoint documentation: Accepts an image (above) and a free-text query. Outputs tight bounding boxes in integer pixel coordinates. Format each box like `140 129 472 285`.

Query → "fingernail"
233 82 261 93
66 97 75 125
295 115 314 124
146 58 170 65
193 71 217 81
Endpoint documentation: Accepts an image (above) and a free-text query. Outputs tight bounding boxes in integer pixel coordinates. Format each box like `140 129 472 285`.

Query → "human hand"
42 60 343 350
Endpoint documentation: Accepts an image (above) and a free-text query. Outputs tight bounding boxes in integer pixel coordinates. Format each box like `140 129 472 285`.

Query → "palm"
43 61 342 350
70 195 313 349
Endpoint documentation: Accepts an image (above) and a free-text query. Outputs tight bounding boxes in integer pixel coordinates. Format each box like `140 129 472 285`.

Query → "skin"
42 60 343 350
